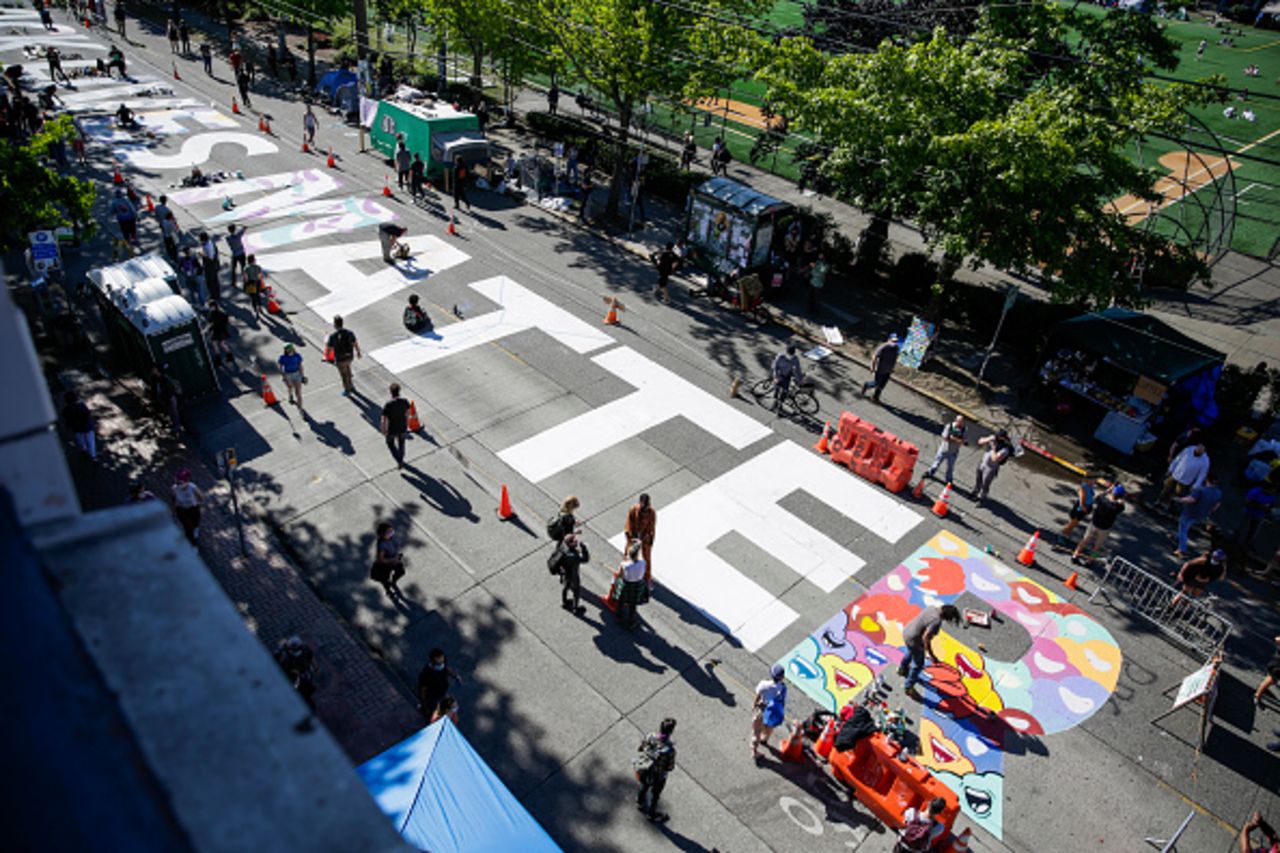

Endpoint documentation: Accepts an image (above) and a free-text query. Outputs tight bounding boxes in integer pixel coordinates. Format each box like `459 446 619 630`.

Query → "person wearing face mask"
1157 441 1211 512
416 648 463 720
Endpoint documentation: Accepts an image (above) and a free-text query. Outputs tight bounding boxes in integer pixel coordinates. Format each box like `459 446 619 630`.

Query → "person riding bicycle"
771 345 804 413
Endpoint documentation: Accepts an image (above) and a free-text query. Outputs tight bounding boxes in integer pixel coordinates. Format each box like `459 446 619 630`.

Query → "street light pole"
975 284 1018 393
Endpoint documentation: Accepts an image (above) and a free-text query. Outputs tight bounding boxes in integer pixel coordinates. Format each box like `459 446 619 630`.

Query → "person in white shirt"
171 469 204 544
615 541 648 629
898 797 948 852
1158 442 1211 510
751 663 788 758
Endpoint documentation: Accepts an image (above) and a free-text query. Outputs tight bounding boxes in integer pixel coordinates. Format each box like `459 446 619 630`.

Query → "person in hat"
973 429 1015 505
1071 483 1125 566
171 469 204 544
862 333 900 403
751 663 788 758
277 343 305 410
1171 549 1227 612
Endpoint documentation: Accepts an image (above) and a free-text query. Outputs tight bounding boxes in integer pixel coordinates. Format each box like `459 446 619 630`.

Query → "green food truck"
86 254 218 400
368 99 490 180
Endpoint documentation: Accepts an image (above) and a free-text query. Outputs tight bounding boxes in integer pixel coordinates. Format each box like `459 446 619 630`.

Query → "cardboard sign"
1133 375 1167 405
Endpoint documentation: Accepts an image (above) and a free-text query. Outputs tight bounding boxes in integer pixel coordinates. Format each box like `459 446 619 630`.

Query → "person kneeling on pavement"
379 222 409 262
897 604 961 702
896 797 948 853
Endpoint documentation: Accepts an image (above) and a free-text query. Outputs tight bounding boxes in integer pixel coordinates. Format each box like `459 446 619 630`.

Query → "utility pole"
353 0 369 61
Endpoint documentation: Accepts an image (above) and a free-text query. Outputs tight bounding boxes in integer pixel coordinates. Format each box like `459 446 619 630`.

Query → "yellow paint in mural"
935 632 1004 713
1058 637 1123 691
918 718 976 777
820 654 873 708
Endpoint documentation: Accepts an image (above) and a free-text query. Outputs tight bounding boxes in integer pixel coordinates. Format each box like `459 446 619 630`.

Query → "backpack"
895 816 934 853
330 328 355 360
761 684 787 728
546 543 563 576
546 513 567 541
631 736 661 779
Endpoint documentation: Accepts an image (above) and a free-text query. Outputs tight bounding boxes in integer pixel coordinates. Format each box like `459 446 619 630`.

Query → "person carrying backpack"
896 797 947 853
632 718 677 823
548 532 589 615
751 663 787 758
546 496 580 543
325 315 361 396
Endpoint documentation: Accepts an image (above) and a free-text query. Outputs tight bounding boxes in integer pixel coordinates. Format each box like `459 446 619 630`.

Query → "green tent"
1052 308 1224 386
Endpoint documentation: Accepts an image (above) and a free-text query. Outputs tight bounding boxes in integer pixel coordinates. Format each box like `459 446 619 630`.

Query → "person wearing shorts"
206 300 233 365
277 343 305 411
1171 549 1227 613
1071 483 1125 565
1254 635 1280 710
242 254 264 319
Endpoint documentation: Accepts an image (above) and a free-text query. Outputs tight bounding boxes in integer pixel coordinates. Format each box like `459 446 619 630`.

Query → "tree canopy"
0 116 96 251
757 6 1211 306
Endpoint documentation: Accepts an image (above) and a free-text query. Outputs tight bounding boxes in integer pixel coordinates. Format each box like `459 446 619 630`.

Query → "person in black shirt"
379 222 408 262
409 153 425 198
403 294 429 332
206 299 233 365
651 242 679 304
1071 483 1125 565
380 382 412 469
416 648 463 719
62 389 97 461
326 315 361 396
550 532 590 614
274 636 317 710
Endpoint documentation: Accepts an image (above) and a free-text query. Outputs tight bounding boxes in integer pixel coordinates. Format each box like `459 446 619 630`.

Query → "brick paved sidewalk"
60 371 422 763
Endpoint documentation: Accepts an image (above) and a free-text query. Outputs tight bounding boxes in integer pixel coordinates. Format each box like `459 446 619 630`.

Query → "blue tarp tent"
315 68 357 100
357 718 561 853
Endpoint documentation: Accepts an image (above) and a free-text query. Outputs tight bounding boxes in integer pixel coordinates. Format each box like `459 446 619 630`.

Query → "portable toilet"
127 295 217 399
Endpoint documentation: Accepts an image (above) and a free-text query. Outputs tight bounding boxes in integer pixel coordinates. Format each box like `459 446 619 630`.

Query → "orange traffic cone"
447 212 457 236
112 166 123 184
323 345 334 363
172 61 180 81
814 717 837 759
326 147 336 168
949 827 972 853
407 401 422 432
382 175 392 197
301 140 310 153
496 484 514 520
266 289 281 314
603 297 620 326
912 477 927 498
1064 571 1080 591
779 721 805 763
1016 530 1041 567
259 115 272 134
260 373 279 406
145 194 155 213
231 96 240 115
813 421 831 455
931 483 952 517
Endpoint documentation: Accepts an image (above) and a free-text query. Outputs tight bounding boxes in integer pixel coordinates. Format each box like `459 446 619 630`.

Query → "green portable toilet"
368 100 489 180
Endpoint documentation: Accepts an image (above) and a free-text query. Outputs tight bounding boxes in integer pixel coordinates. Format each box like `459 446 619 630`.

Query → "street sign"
223 447 238 468
29 230 62 273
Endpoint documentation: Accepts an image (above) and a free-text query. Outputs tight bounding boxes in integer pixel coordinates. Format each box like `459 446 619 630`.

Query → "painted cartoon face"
918 718 976 777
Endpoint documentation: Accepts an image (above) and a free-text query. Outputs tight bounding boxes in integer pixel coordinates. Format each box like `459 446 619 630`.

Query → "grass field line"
1239 37 1280 53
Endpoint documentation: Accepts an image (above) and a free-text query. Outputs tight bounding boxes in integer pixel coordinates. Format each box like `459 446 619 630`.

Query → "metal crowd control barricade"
1089 556 1233 658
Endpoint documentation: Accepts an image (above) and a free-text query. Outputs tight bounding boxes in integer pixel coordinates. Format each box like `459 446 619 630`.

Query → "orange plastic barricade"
877 435 919 493
852 426 888 481
829 412 865 467
829 733 959 836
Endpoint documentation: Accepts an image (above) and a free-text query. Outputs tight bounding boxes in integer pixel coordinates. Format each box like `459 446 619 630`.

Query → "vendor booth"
685 177 792 274
1038 308 1224 454
357 718 560 853
86 254 218 400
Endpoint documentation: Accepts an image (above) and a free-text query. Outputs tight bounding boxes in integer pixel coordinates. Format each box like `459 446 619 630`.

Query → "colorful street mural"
777 530 1122 840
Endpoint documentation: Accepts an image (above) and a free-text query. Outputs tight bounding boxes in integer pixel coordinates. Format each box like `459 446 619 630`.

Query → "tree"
0 117 97 251
803 0 986 54
294 0 352 87
756 9 1210 309
525 0 770 219
420 0 509 87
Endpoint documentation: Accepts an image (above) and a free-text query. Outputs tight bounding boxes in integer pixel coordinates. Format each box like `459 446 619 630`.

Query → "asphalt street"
12 6 1280 851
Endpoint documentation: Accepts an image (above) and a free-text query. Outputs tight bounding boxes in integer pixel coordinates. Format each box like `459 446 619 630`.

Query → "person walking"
416 648 463 719
179 20 191 54
751 663 788 758
896 604 960 701
547 83 559 115
547 495 580 542
205 300 233 365
61 390 97 462
615 541 648 629
861 333 900 403
807 252 829 314
276 343 305 410
111 188 138 245
303 103 318 147
925 415 966 484
395 136 412 190
166 18 179 53
46 46 71 86
226 224 247 285
1070 483 1125 565
380 382 412 469
1058 476 1098 545
326 315 361 396
452 158 471 211
171 469 203 544
430 695 460 725
274 636 317 710
549 532 590 614
199 41 212 75
370 521 405 598
113 0 125 36
633 718 677 823
199 231 220 301
1157 441 1211 512
973 429 1014 505
154 194 179 258
242 253 265 319
651 242 679 304
771 344 804 413
1253 635 1280 710
235 69 252 108
625 493 657 586
1173 472 1222 557
410 152 425 198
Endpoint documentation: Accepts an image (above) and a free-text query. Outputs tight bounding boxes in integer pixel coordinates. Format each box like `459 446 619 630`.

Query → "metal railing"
1089 556 1233 658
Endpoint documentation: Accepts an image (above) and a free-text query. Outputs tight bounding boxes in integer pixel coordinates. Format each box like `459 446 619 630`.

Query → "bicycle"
750 376 818 416
698 267 770 326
